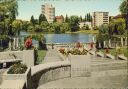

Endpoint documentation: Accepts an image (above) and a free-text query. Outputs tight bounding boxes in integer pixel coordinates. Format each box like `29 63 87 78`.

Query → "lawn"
100 46 128 57
36 50 47 64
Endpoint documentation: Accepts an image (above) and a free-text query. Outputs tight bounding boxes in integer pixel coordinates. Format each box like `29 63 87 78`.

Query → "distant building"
79 21 92 30
92 12 109 27
41 3 55 23
113 14 125 20
55 15 64 23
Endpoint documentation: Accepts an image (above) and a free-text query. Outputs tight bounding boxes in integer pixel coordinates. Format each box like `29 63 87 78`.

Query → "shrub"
7 63 27 74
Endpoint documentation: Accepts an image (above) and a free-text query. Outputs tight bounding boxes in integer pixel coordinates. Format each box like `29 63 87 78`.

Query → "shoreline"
24 30 99 35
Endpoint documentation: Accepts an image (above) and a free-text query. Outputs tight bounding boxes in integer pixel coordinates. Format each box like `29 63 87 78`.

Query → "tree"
27 24 34 32
0 0 18 21
0 0 18 34
119 0 128 30
60 23 71 33
96 24 110 49
12 20 23 36
119 0 128 14
65 14 69 23
109 18 126 35
39 14 43 24
84 15 87 22
53 22 61 34
69 15 79 32
79 16 82 22
22 21 30 31
40 21 49 32
34 25 42 32
86 13 89 21
30 15 35 25
85 25 90 30
88 13 92 22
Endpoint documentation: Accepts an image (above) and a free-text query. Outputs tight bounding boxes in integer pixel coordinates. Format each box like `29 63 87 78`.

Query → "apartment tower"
42 3 55 23
92 12 109 27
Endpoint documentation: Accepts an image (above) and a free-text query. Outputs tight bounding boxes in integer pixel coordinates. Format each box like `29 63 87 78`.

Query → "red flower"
59 48 65 54
25 38 32 49
76 42 81 48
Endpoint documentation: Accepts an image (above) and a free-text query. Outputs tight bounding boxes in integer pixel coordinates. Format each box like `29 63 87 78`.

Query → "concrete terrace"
36 46 128 89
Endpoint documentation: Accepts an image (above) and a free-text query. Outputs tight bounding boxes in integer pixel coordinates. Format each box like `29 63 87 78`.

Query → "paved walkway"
42 48 63 63
38 73 128 89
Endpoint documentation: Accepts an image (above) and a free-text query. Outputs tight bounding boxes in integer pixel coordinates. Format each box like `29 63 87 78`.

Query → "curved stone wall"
31 61 71 89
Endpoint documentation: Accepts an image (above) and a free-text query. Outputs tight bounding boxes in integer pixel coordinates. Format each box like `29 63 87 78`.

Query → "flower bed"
7 63 27 74
59 48 88 55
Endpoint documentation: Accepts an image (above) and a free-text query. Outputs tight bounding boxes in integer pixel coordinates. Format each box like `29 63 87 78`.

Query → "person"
51 43 54 49
105 48 109 54
90 42 94 50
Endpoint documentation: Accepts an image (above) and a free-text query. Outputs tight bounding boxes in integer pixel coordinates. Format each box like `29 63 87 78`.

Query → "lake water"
20 32 95 44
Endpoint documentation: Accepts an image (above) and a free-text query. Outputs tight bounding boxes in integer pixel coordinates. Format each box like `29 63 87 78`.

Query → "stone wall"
0 50 35 67
31 61 71 89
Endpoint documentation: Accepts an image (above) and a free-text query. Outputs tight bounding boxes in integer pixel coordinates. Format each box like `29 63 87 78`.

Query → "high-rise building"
92 12 109 27
41 3 55 23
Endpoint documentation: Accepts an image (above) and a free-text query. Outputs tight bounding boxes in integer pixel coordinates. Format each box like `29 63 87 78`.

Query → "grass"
66 30 99 34
36 50 47 64
100 46 128 57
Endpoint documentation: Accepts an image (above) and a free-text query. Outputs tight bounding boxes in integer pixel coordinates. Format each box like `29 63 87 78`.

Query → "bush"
7 63 27 74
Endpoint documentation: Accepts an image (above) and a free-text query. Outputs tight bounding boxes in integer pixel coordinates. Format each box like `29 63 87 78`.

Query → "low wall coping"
96 52 104 57
106 54 115 59
31 61 71 76
118 55 127 60
0 59 22 63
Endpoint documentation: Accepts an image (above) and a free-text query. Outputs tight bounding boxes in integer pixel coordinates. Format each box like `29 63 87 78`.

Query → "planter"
2 67 31 89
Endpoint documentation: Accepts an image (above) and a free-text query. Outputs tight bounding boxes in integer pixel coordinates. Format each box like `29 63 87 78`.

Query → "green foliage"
12 20 23 36
65 14 69 23
39 14 47 24
84 13 92 22
7 63 27 74
109 18 126 35
96 24 109 49
119 0 128 14
30 15 35 25
0 0 18 36
69 15 80 32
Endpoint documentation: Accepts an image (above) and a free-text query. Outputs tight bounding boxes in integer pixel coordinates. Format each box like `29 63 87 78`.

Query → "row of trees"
25 15 80 33
25 13 93 33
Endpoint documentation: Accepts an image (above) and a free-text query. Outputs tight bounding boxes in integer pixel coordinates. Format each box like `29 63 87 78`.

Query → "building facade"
55 15 64 23
92 12 109 27
79 22 92 30
42 3 55 23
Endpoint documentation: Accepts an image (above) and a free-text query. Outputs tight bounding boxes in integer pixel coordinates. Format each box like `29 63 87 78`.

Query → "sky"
17 0 122 21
